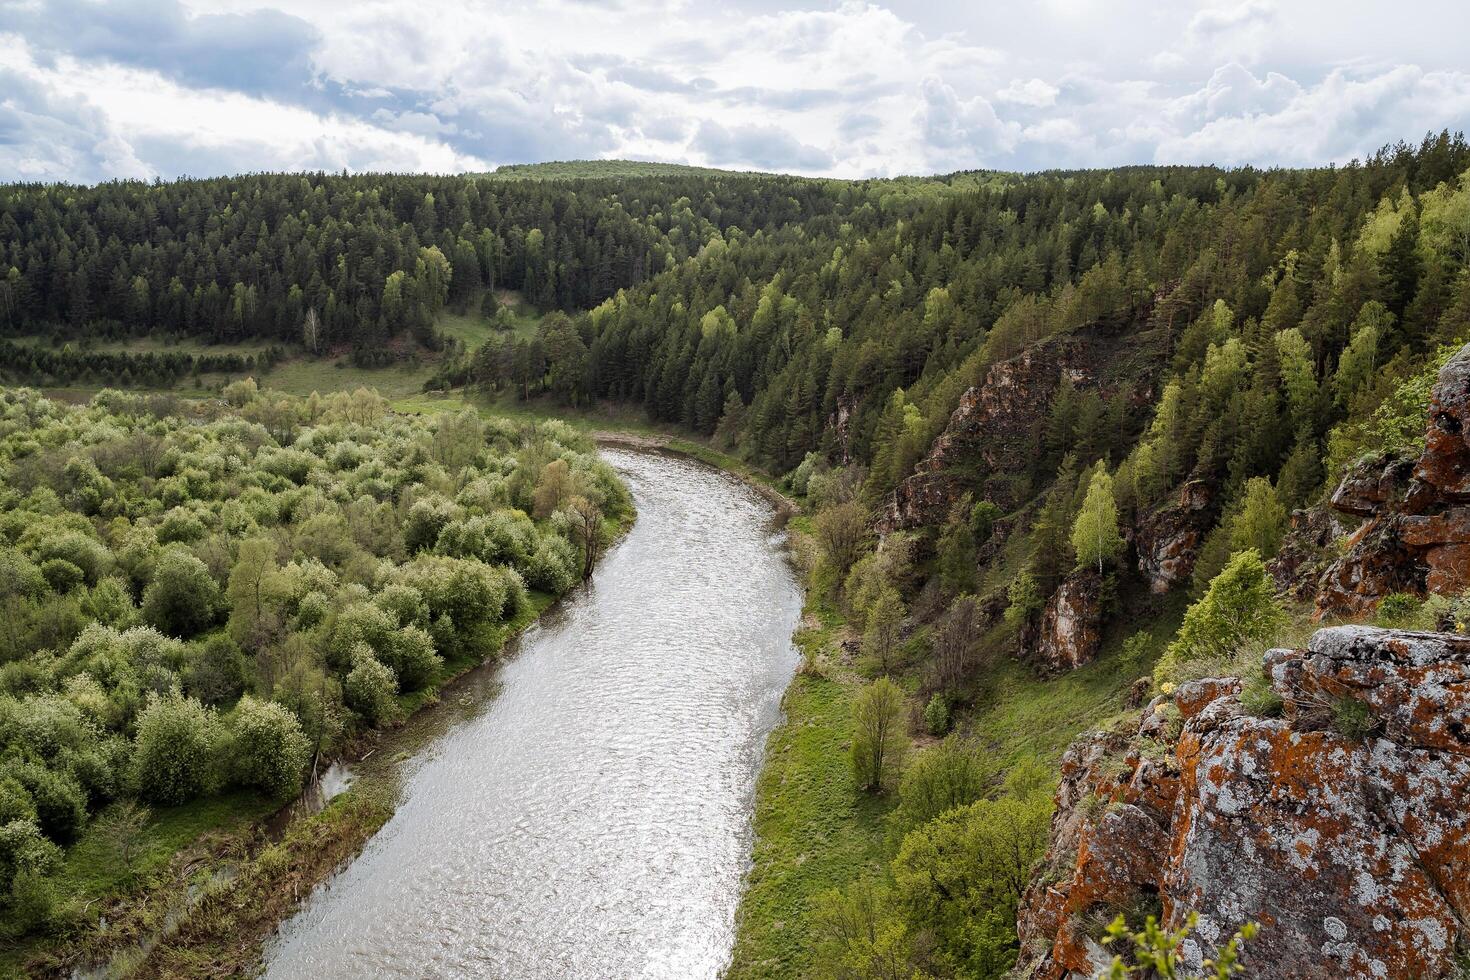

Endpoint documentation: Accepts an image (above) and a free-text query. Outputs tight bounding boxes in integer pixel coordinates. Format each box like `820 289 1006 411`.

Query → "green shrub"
141 549 222 638
323 601 397 671
1103 910 1257 979
156 508 207 545
373 583 428 629
79 577 136 627
1332 697 1376 740
1004 570 1043 628
923 693 951 736
67 745 119 807
1238 673 1284 718
890 794 1053 976
35 531 112 587
970 500 1001 542
11 764 86 844
523 536 577 594
131 692 223 805
811 878 916 980
1121 631 1154 671
0 818 62 902
1375 592 1424 628
889 738 989 841
228 696 311 799
1156 550 1284 683
344 647 397 724
403 496 456 554
39 559 84 594
380 625 441 692
184 634 249 705
0 776 36 825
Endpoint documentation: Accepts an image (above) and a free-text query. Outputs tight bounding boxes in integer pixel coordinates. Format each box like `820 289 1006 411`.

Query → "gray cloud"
692 120 833 172
838 112 883 140
4 0 322 100
0 62 148 182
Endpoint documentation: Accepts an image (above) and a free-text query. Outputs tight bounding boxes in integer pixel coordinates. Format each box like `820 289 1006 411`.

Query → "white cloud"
0 35 485 181
1 0 1469 181
917 76 1020 169
1185 0 1276 44
1155 64 1470 166
996 78 1060 108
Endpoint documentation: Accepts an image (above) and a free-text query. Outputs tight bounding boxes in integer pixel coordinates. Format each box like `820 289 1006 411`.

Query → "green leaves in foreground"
1104 911 1259 980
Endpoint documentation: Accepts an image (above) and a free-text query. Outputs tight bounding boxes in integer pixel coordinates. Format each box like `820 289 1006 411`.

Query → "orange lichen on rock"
1017 626 1470 979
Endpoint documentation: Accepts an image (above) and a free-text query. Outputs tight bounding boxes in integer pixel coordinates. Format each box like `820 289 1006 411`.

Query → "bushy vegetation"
0 384 626 936
813 770 1053 978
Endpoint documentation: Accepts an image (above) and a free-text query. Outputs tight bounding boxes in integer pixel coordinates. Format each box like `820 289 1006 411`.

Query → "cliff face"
1317 343 1470 616
1023 569 1105 674
1017 626 1470 980
1135 479 1216 594
878 338 1093 534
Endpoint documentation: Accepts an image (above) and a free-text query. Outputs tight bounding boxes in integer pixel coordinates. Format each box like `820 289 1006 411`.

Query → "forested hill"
584 139 1468 476
0 169 852 355
486 160 771 180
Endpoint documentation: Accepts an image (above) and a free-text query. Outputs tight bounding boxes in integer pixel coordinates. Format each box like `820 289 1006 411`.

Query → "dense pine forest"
0 170 850 363
5 132 1470 976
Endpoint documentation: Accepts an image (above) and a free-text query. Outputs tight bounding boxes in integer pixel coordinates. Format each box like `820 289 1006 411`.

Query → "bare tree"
565 495 605 579
95 800 151 877
302 307 321 355
933 596 978 693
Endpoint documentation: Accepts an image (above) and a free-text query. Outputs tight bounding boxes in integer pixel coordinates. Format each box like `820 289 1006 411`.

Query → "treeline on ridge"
0 171 853 359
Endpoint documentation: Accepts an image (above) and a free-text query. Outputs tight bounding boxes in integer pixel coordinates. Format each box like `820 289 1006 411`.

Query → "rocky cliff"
1317 343 1470 616
1017 625 1470 979
1135 479 1216 594
878 338 1093 534
877 308 1163 535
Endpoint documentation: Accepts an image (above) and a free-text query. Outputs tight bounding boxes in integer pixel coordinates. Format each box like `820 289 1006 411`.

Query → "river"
261 448 803 979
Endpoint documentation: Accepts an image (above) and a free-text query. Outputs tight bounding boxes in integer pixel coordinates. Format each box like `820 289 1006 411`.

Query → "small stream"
261 448 803 978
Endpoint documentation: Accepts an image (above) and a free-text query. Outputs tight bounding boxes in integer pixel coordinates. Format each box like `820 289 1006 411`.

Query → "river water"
262 448 802 979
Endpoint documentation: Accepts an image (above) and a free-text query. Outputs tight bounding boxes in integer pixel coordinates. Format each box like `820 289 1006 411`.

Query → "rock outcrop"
827 391 858 465
1135 480 1215 593
1317 343 1470 616
1028 570 1104 674
878 339 1092 533
1268 506 1341 601
1017 625 1470 980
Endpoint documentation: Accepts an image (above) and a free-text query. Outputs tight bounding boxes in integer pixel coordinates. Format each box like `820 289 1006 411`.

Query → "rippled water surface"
263 449 802 979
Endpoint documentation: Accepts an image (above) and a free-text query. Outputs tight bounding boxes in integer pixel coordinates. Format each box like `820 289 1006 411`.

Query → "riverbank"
592 434 863 978
724 531 1177 977
261 447 803 976
727 576 895 979
18 585 595 978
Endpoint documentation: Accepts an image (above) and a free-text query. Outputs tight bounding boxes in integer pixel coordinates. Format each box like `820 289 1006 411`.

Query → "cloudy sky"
2 0 1469 183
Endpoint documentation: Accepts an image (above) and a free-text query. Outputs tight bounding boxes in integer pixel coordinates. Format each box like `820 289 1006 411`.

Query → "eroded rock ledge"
1017 625 1470 980
1317 342 1470 616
